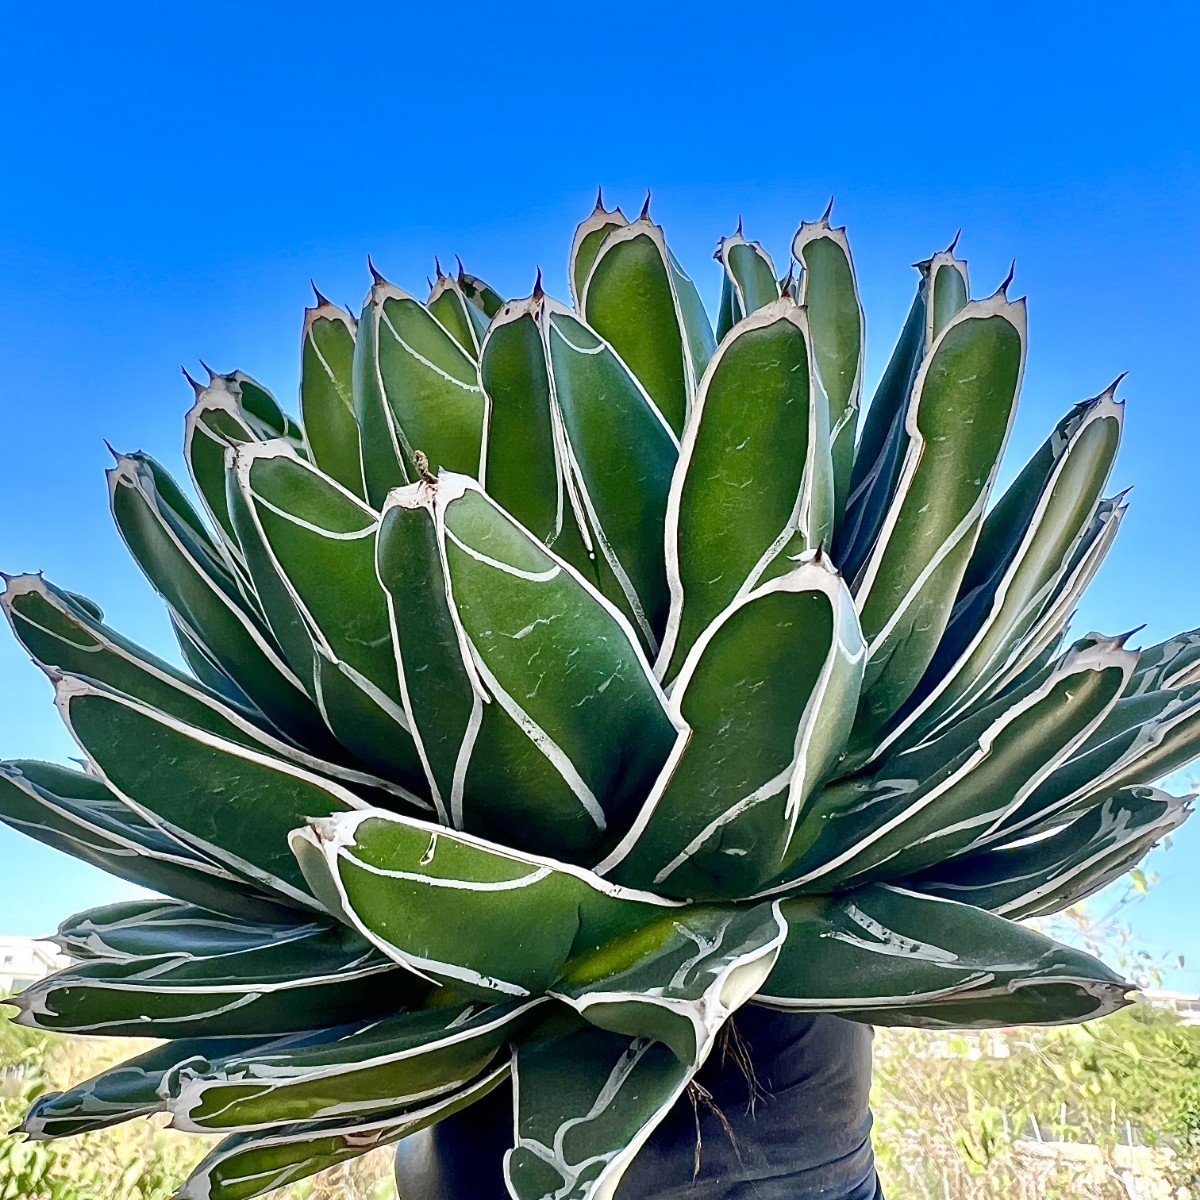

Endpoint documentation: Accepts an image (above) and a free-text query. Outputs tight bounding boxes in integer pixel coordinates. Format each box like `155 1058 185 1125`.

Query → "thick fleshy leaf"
168 997 539 1132
19 1034 267 1140
777 636 1134 890
914 785 1192 920
227 441 427 793
427 270 484 358
353 273 487 505
603 557 864 899
506 1019 695 1200
792 212 863 525
375 475 676 859
581 213 715 436
108 453 335 751
54 675 372 909
0 764 291 922
1002 677 1200 839
551 902 785 1064
714 225 778 342
568 192 627 308
545 297 678 647
457 266 504 321
755 884 1130 1028
291 808 678 1000
176 1062 508 1200
299 296 366 498
479 294 588 565
656 297 834 682
6 922 415 1037
836 244 969 586
1129 626 1200 695
1 573 415 807
873 387 1124 761
850 291 1027 740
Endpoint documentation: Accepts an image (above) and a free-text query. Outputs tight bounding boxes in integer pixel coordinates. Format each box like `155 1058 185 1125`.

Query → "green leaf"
292 807 679 1000
779 636 1134 889
506 1019 695 1200
0 762 290 922
54 674 373 909
850 291 1027 740
545 298 678 648
20 1034 268 1140
375 476 676 860
552 902 785 1064
108 453 336 753
227 441 427 793
175 1063 508 1200
656 297 834 682
427 270 484 358
873 386 1124 761
478 295 590 566
756 884 1130 1028
168 997 539 1132
353 272 487 505
914 785 1192 920
792 211 863 526
568 191 627 308
581 212 715 436
456 265 504 320
299 295 367 498
836 243 969 584
1128 626 1200 695
0 573 414 807
714 224 778 341
603 556 864 900
7 921 416 1038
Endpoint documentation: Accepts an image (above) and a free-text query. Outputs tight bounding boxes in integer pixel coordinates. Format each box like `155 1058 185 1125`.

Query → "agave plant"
2 191 1197 1200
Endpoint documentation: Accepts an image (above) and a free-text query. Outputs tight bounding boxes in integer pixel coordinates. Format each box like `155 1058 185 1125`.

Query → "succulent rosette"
2 193 1197 1200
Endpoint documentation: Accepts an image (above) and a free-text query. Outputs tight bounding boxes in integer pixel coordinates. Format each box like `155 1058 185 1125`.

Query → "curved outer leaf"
776 636 1135 891
506 1020 695 1200
656 298 835 682
551 902 786 1064
427 271 484 358
581 214 715 436
755 884 1130 1028
568 192 628 309
545 298 678 648
51 899 326 961
1 573 416 807
5 922 414 1038
714 226 778 341
108 453 336 752
1003 678 1200 839
457 266 504 323
915 785 1192 921
792 213 864 526
291 808 680 1001
602 557 864 900
168 997 539 1133
375 475 677 860
299 297 367 498
1128 627 1200 695
175 1061 509 1200
0 762 291 922
352 273 487 505
850 291 1028 741
835 245 970 581
54 674 372 909
872 387 1124 761
19 1033 268 1140
227 441 427 793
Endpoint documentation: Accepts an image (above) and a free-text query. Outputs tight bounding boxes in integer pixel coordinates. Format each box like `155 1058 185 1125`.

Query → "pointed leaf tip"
310 279 332 307
197 359 217 382
454 254 465 278
531 266 544 301
594 184 605 210
367 255 385 285
997 260 1017 296
180 366 203 395
821 195 835 222
946 228 963 254
434 256 445 279
639 189 652 220
736 214 744 235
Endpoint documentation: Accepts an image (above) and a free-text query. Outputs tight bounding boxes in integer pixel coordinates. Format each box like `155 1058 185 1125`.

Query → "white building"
0 935 69 993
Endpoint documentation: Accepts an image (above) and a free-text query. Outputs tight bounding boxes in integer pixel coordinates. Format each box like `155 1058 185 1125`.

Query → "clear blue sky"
1 3 1198 978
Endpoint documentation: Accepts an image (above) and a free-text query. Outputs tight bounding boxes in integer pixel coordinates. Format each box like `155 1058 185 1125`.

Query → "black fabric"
392 1009 882 1200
